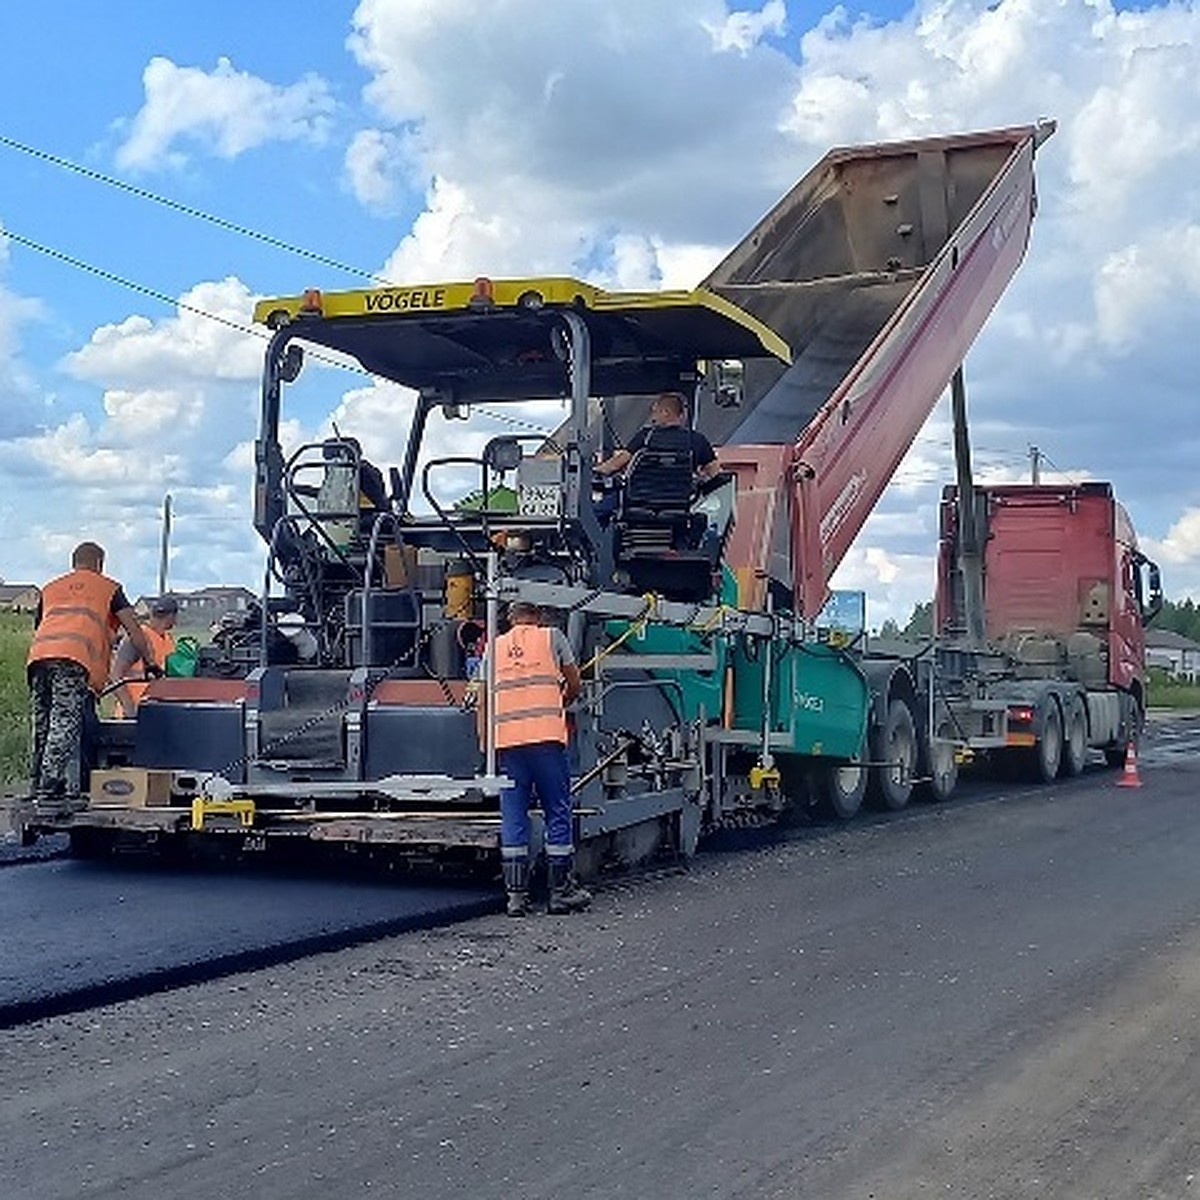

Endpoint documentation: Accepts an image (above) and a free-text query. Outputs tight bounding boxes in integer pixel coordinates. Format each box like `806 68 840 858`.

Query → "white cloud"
115 56 335 171
65 277 263 387
831 542 937 632
350 0 801 276
0 277 275 593
344 128 406 212
703 0 788 53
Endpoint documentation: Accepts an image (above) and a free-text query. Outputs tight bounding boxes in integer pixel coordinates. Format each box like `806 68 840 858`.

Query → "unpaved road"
4 718 1200 1198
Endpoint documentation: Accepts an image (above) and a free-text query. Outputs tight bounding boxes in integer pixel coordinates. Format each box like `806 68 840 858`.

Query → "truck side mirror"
278 344 305 384
1145 562 1163 623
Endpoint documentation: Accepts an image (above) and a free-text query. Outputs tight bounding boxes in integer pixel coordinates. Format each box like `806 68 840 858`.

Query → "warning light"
469 277 496 311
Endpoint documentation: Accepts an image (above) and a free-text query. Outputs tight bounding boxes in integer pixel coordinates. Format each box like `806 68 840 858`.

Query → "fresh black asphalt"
0 858 497 1026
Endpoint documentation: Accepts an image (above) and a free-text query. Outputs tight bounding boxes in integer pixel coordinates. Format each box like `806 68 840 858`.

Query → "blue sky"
0 0 1197 628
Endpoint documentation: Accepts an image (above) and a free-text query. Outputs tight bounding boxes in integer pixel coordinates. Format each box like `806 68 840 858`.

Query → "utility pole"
157 493 172 595
1028 445 1042 484
950 368 986 646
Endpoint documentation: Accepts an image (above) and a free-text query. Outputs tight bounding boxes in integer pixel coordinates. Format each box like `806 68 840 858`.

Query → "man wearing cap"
111 594 178 718
28 542 159 815
477 601 591 917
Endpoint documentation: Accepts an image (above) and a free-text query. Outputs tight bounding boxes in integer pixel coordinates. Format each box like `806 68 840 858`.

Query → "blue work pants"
497 741 573 852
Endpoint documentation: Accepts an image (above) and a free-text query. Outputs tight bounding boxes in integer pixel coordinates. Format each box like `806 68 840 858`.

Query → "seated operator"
592 391 720 524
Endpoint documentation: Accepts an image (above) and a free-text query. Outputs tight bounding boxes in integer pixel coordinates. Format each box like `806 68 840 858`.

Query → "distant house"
135 586 256 628
0 583 40 613
1145 629 1200 681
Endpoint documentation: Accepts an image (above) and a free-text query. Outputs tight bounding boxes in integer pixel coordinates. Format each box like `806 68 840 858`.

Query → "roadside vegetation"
1147 668 1200 710
0 610 31 787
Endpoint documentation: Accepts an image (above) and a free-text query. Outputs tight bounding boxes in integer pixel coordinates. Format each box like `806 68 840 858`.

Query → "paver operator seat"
613 425 720 602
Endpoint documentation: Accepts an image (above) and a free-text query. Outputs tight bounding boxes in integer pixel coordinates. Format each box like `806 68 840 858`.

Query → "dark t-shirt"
359 460 389 510
626 424 716 469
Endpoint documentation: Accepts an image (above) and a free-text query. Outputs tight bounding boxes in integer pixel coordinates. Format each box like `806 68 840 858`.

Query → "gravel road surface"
4 718 1200 1198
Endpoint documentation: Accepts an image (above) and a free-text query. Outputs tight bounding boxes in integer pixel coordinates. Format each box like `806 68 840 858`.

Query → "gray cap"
150 595 179 616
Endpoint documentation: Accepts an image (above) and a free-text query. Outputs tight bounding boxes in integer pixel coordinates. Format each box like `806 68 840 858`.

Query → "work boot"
502 853 530 919
547 856 592 914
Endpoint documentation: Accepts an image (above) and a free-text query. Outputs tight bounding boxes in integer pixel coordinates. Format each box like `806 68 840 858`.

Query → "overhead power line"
2 226 555 436
2 227 267 342
0 131 383 284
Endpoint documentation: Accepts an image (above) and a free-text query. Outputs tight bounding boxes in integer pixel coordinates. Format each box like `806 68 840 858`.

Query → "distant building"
135 586 256 627
1145 629 1200 681
0 583 40 613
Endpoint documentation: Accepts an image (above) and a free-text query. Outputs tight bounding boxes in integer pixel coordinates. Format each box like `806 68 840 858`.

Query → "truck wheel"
812 757 867 821
1103 699 1144 767
869 699 916 811
1060 704 1087 777
919 717 959 802
1027 703 1062 783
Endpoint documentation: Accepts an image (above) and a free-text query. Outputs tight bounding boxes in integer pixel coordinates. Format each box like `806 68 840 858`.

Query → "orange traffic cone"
1116 742 1143 789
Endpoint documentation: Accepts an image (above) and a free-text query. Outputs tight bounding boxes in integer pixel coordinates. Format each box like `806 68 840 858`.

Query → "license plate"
519 484 561 517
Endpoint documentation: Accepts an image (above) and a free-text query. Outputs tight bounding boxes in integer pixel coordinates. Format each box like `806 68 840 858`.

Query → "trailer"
34 121 1158 875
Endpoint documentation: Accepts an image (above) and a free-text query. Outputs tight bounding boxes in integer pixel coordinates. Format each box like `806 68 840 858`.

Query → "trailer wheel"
1060 703 1087 777
869 699 916 811
1027 703 1063 783
1103 699 1143 767
812 756 867 821
919 717 959 802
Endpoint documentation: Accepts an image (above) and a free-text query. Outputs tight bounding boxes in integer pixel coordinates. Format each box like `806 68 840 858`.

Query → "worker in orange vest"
477 601 591 917
111 595 179 717
27 542 159 816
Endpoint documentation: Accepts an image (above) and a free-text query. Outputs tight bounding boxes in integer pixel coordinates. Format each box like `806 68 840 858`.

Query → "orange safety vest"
493 624 568 748
113 625 175 717
27 570 121 694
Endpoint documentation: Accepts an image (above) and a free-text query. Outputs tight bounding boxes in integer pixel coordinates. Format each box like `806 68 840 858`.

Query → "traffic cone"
1116 741 1143 789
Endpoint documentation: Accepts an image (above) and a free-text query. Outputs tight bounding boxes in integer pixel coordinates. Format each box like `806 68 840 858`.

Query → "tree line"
877 597 1200 644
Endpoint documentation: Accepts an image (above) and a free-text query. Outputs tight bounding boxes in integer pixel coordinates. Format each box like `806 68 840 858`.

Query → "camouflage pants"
29 658 92 802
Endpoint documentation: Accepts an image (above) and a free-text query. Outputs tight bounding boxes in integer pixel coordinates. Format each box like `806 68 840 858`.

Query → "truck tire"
919 717 959 802
869 699 916 811
1104 699 1144 767
812 756 867 821
1026 702 1062 783
1060 702 1087 777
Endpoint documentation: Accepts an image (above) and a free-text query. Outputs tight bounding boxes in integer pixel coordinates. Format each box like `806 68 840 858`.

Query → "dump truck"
34 121 1161 873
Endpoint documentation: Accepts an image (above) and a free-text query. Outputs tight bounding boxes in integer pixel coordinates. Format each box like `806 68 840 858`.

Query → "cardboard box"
383 543 418 589
88 768 174 809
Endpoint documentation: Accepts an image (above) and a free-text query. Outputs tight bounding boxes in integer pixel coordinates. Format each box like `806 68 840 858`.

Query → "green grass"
0 610 32 788
1147 667 1200 710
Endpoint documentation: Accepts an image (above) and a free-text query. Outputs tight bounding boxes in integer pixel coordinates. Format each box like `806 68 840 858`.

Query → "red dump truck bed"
701 123 1054 617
